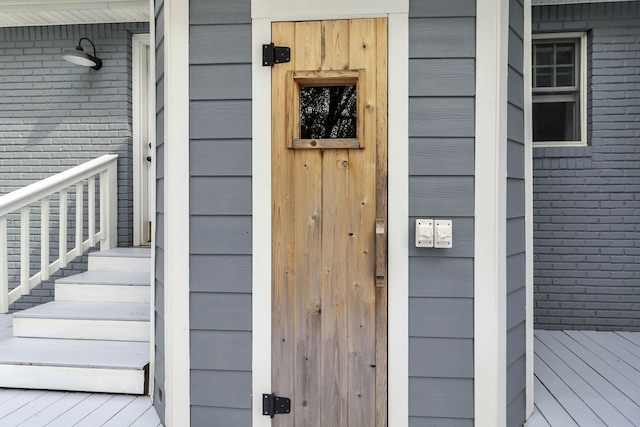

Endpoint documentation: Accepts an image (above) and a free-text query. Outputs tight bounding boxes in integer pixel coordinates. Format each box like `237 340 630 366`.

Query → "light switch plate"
434 220 452 248
415 219 434 247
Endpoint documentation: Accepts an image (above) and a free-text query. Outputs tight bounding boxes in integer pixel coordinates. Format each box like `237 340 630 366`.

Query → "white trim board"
251 9 409 427
252 0 407 20
132 33 153 247
474 0 509 426
163 0 190 424
524 0 535 419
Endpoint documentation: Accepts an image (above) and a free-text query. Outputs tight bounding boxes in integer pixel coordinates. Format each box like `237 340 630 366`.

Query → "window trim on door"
289 69 365 149
532 32 587 147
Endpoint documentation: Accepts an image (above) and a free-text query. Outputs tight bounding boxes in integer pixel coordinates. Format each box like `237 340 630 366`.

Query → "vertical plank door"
271 18 388 426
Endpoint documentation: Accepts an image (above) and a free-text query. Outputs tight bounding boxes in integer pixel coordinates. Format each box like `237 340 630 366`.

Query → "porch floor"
526 329 640 427
0 315 161 426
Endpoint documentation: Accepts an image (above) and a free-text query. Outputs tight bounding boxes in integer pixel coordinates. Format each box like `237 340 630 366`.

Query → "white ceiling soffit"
0 0 149 27
532 0 638 5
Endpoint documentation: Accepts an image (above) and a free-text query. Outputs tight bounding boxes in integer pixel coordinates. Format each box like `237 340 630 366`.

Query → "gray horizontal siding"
409 59 475 96
190 177 252 215
190 255 251 293
190 0 250 25
190 293 251 331
533 2 640 331
409 378 474 419
190 330 251 371
190 65 251 100
409 98 475 137
190 100 251 139
190 370 252 409
153 0 165 422
409 138 474 176
409 257 473 298
409 177 474 216
188 0 252 422
190 140 251 176
409 17 475 58
409 337 473 378
190 25 251 64
506 0 526 425
191 406 251 426
190 216 252 255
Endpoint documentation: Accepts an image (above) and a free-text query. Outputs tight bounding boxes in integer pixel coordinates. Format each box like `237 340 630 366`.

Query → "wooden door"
271 19 388 426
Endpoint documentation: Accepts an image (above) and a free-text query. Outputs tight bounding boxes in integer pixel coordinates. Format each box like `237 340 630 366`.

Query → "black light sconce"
63 37 102 70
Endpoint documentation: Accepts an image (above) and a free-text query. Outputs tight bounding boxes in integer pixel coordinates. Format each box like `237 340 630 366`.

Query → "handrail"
0 154 118 313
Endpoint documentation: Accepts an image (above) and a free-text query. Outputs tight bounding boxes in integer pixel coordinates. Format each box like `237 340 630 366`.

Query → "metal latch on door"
263 393 291 418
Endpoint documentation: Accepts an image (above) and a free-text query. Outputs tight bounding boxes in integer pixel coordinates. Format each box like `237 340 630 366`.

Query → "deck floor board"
527 330 640 427
0 388 160 426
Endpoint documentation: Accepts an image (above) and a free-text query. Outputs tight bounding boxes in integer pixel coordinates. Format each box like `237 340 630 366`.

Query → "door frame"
251 4 409 426
132 33 154 247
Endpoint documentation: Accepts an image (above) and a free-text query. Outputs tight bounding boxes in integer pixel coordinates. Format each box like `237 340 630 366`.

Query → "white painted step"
0 337 148 394
13 301 150 342
56 271 151 303
88 247 151 273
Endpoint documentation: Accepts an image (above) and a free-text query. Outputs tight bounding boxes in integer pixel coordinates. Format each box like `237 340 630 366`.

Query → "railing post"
41 197 50 281
88 177 96 247
0 217 8 313
59 189 68 268
100 160 118 250
20 207 30 295
75 183 83 257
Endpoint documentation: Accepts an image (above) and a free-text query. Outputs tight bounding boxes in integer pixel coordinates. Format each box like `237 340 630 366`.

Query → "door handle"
376 218 386 287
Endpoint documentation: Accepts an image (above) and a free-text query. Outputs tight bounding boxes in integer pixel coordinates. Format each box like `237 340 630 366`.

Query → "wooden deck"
526 329 640 427
0 389 161 426
0 314 161 426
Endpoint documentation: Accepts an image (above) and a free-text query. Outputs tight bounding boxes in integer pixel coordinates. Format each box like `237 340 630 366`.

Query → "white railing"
0 155 118 313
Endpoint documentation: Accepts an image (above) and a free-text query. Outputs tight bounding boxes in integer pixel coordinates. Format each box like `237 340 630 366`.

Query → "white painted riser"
88 248 151 273
54 271 151 304
13 318 149 342
0 364 147 394
55 283 150 303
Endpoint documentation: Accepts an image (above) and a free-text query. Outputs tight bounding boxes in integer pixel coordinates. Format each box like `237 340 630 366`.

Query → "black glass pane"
556 66 575 87
535 67 553 88
555 44 575 65
300 85 357 139
533 102 577 142
535 46 553 66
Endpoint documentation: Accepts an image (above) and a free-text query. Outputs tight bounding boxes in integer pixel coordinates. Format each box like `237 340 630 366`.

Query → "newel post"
100 159 118 250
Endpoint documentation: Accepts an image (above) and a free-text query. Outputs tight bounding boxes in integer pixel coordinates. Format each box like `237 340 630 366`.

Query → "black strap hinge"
263 393 291 418
262 43 291 67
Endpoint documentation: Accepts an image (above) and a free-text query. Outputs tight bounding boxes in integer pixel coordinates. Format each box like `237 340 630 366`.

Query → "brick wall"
533 2 640 330
0 23 148 310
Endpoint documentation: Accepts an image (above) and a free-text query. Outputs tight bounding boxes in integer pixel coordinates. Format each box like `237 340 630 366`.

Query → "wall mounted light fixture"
63 37 102 70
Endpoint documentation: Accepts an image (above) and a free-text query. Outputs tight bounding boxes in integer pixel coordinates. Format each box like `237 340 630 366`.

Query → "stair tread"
0 337 149 369
56 271 150 286
13 301 150 322
90 247 151 259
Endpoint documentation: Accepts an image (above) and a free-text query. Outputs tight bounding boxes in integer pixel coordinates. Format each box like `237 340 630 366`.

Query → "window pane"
535 46 554 66
556 66 575 86
533 102 578 142
535 67 554 88
300 85 357 139
555 44 575 65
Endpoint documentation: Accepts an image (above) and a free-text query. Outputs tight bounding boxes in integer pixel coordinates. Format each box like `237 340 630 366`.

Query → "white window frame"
532 32 587 147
